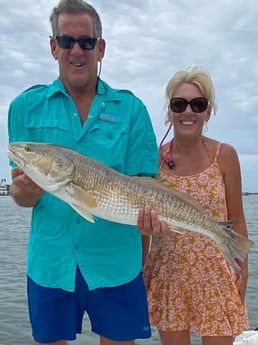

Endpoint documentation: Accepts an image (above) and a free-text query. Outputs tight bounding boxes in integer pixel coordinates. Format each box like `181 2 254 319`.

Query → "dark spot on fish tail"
220 220 235 238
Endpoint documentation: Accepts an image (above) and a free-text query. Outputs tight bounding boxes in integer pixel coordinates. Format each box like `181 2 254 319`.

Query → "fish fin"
66 182 98 208
64 183 97 222
69 203 96 223
132 176 207 213
167 225 187 234
218 221 254 273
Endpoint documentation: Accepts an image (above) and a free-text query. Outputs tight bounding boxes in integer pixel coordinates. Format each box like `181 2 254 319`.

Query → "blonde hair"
165 66 217 123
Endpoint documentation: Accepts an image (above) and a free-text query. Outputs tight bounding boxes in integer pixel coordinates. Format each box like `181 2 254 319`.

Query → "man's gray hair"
50 0 102 37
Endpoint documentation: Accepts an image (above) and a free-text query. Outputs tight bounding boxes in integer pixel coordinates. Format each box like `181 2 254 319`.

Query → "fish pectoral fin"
66 182 98 208
64 183 97 223
167 225 187 234
70 203 95 223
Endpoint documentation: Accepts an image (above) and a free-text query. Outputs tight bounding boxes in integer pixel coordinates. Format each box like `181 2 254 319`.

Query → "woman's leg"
159 330 191 345
202 336 233 345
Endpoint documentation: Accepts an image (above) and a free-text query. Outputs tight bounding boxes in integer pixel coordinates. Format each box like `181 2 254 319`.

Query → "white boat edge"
234 330 258 344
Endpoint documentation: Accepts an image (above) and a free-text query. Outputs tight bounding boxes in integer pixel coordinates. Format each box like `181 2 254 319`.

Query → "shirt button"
74 245 79 250
73 112 77 117
76 219 81 224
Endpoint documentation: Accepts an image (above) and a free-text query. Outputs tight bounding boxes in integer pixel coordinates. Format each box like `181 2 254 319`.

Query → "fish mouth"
7 148 25 168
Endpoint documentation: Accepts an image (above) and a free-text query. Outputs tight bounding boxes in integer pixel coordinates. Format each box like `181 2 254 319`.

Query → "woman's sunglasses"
54 35 99 50
170 97 208 113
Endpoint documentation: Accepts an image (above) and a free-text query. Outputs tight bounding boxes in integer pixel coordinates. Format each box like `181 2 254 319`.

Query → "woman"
138 66 250 345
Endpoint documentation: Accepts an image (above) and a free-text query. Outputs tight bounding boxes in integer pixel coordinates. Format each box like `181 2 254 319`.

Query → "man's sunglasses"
170 97 208 113
54 35 99 50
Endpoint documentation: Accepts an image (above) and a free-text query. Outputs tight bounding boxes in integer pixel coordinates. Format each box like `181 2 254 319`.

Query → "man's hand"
10 167 44 206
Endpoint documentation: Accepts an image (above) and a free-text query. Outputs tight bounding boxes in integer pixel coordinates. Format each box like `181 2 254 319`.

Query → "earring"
166 109 173 125
203 121 208 133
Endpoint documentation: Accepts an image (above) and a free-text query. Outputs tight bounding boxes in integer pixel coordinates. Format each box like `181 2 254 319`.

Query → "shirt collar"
45 77 124 102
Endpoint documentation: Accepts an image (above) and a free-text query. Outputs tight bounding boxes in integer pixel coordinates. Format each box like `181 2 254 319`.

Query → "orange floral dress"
143 143 249 336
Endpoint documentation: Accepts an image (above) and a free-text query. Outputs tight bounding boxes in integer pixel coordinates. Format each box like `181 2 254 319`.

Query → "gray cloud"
1 0 258 191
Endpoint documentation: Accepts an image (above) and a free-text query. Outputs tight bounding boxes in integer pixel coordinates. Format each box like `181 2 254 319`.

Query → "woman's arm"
218 143 250 302
142 235 150 266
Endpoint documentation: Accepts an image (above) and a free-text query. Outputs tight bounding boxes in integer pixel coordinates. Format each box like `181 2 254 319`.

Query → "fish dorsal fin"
131 176 206 213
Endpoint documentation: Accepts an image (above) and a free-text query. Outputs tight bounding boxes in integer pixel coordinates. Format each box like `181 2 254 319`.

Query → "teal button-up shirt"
8 78 158 291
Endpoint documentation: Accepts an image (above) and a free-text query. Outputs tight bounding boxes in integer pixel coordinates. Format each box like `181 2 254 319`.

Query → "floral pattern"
143 154 249 336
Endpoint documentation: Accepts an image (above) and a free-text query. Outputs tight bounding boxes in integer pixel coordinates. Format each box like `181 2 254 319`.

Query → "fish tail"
222 222 254 272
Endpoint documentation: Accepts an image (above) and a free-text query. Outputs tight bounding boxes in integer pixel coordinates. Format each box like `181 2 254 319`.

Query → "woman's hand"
137 206 171 236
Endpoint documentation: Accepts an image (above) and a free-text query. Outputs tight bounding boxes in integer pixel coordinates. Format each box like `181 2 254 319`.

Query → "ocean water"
0 195 257 345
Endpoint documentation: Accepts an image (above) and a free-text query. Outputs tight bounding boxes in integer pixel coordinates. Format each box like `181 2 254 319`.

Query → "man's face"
50 12 105 93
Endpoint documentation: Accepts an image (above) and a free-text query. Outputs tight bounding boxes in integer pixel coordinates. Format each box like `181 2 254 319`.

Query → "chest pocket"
85 120 129 171
25 116 72 146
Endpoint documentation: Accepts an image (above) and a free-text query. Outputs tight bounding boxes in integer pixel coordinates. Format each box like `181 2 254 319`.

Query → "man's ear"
50 37 58 60
97 38 106 61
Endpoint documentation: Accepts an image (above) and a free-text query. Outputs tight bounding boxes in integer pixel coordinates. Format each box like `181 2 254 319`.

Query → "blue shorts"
27 267 151 343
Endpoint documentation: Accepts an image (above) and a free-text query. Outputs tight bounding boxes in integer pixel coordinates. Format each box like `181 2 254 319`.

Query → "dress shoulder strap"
202 137 221 163
214 142 221 162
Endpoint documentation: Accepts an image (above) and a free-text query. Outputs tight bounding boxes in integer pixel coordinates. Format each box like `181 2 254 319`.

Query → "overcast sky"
1 0 258 192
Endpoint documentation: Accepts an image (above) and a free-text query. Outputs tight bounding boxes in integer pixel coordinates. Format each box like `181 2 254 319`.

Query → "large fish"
8 142 253 272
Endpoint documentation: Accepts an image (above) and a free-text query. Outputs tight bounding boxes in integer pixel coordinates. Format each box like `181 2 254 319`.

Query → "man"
8 0 158 344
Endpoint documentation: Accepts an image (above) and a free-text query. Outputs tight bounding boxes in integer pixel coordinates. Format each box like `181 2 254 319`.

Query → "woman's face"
169 82 211 138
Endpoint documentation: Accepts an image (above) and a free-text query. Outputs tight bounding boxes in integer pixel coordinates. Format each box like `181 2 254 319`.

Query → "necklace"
166 138 176 169
159 124 175 169
159 132 208 170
